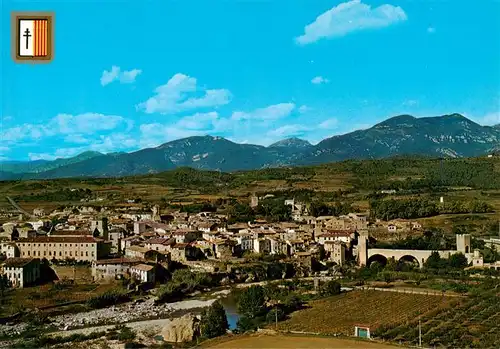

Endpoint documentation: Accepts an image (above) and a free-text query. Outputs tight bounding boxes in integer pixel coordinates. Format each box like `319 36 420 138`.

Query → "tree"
319 280 341 297
424 251 444 270
200 301 229 339
449 253 468 269
237 285 266 319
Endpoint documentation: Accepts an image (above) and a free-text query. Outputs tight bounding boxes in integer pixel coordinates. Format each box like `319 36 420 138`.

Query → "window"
91 252 95 257
86 251 88 256
81 251 83 256
60 244 62 247
59 251 62 256
69 251 72 256
65 244 67 247
70 244 72 247
27 251 30 256
49 251 52 256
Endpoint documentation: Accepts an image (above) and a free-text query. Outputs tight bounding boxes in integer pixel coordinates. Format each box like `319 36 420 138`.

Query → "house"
168 243 192 262
0 242 19 258
121 236 142 253
173 230 201 244
16 236 110 262
316 230 353 245
213 240 234 259
1 257 40 288
91 258 142 281
129 264 155 283
324 241 346 266
388 224 397 233
145 237 173 252
124 245 153 259
235 233 254 252
33 208 45 217
253 238 271 254
108 228 126 253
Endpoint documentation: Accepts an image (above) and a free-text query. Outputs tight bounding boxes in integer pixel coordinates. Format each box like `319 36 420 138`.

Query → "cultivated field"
376 290 500 348
203 333 399 348
276 290 458 336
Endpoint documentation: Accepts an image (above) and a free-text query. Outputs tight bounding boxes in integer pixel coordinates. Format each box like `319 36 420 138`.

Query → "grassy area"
275 290 457 336
202 333 399 348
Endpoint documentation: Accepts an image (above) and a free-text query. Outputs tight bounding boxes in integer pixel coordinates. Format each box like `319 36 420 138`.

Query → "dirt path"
203 333 401 348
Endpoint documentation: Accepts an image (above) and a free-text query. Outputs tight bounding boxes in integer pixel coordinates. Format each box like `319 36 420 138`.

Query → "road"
5 196 34 218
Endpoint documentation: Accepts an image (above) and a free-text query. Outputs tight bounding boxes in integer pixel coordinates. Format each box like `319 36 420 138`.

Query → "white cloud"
2 116 12 121
136 73 232 114
471 112 500 126
267 124 310 138
50 113 129 135
298 105 310 114
311 76 330 84
295 0 407 45
427 27 436 34
100 66 142 86
231 103 295 121
176 112 220 130
319 118 339 129
0 113 132 145
402 99 419 107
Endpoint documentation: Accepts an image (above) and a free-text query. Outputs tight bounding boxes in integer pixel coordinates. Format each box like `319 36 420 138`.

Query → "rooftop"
17 236 99 243
3 257 38 268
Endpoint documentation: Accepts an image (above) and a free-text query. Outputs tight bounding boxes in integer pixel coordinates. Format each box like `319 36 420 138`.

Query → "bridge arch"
367 254 388 267
398 255 421 269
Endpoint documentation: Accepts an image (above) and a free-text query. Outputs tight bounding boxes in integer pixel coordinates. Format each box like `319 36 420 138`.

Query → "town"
1 185 500 348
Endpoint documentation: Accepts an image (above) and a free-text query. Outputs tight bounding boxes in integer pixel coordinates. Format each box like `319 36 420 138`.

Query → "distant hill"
1 113 499 180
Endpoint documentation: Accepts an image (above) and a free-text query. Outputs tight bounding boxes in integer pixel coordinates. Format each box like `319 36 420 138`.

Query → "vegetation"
200 301 229 339
156 269 215 303
370 198 493 220
276 290 456 336
87 288 131 309
375 288 500 348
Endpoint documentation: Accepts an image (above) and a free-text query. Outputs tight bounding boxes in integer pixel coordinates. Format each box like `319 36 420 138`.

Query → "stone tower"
456 234 471 254
250 194 259 208
152 205 160 222
358 231 369 266
91 217 108 240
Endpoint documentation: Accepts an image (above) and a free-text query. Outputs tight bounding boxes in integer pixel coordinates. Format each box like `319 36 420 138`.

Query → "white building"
130 264 155 283
1 258 40 288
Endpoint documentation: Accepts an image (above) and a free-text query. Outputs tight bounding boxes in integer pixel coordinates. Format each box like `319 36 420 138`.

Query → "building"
91 258 142 281
1 257 40 288
129 264 155 283
325 241 346 266
90 218 109 239
15 236 110 262
316 230 353 245
0 242 19 258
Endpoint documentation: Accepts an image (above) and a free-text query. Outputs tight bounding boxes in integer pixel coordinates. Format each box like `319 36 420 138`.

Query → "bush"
319 280 341 297
237 285 266 319
87 289 130 309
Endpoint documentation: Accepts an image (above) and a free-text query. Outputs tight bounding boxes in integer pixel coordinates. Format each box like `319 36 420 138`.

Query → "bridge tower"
456 234 471 254
358 231 369 266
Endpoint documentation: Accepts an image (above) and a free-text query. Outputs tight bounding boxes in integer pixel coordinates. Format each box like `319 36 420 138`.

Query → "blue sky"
1 0 499 161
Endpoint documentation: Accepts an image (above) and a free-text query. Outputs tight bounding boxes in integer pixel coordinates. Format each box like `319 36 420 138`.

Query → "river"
218 291 240 330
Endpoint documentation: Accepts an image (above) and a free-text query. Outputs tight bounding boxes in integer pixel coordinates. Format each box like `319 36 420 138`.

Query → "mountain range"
1 114 499 180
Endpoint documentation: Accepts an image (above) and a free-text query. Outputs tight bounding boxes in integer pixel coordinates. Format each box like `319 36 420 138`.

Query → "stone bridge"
367 248 455 268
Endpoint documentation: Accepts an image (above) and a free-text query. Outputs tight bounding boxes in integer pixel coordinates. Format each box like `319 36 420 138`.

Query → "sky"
1 0 500 161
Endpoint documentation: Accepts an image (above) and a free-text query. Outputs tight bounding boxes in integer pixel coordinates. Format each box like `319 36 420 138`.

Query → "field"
276 290 458 336
203 333 399 348
376 290 500 348
0 282 119 317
